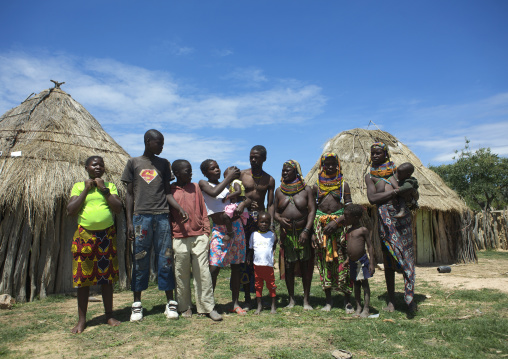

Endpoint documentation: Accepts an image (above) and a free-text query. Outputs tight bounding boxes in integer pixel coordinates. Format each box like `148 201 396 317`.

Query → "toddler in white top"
248 212 277 314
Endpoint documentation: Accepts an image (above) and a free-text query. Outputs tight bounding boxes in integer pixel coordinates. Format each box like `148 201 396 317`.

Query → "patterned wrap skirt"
378 203 415 305
72 225 119 288
209 219 246 267
314 209 352 294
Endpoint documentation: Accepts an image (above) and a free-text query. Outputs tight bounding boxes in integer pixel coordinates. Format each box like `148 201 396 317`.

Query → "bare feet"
353 306 362 317
71 320 86 334
254 306 262 315
303 303 314 311
182 309 192 318
360 309 370 318
107 317 121 326
383 302 395 312
321 304 332 312
270 307 277 314
345 303 355 314
285 298 295 309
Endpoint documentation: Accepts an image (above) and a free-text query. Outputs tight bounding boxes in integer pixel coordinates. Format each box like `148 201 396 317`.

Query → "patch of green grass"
268 346 330 359
1 253 508 358
0 320 51 343
204 331 250 359
0 346 12 356
39 294 70 303
450 288 506 302
477 250 508 261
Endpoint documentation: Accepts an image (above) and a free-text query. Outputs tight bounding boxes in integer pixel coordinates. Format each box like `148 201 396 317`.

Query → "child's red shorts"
254 265 277 297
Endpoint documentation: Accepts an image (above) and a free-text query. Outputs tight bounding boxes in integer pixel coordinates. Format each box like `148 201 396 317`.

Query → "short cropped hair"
85 155 103 166
251 145 267 160
344 204 364 218
397 162 415 175
200 159 216 175
144 129 163 144
257 210 271 221
172 159 191 174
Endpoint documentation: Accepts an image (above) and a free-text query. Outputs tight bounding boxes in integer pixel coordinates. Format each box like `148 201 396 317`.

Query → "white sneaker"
130 301 143 322
165 300 179 320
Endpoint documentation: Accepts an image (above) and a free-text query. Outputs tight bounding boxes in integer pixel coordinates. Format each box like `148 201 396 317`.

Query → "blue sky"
1 1 507 183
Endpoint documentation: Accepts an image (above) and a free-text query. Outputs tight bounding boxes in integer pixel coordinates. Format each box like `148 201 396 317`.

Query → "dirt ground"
415 250 508 293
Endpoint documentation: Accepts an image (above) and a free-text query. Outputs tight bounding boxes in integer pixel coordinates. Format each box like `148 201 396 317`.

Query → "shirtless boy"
274 160 316 310
238 145 276 309
343 204 375 318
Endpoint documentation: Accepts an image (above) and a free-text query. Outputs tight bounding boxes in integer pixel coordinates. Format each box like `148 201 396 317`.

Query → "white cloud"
0 51 326 130
232 160 250 167
224 67 268 85
113 132 240 165
411 121 508 163
172 46 195 56
213 49 233 57
372 93 508 165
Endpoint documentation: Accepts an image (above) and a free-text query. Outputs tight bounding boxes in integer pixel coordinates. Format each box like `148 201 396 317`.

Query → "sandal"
229 306 247 315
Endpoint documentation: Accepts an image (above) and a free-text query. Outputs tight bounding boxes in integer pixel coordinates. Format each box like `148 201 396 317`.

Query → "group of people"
67 129 418 333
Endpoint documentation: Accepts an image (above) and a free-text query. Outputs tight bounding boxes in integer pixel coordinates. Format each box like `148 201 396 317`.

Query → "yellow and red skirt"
71 225 119 288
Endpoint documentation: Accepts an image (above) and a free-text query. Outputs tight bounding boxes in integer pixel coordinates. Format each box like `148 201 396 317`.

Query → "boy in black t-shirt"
121 129 188 322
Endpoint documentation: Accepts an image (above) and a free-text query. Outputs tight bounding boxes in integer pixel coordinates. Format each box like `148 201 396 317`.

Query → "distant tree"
429 139 508 211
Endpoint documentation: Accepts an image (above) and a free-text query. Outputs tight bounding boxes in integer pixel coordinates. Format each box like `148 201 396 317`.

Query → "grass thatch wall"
305 128 476 264
0 87 131 302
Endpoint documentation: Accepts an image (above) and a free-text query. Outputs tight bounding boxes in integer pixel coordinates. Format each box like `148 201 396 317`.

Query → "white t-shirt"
202 182 230 215
249 231 276 267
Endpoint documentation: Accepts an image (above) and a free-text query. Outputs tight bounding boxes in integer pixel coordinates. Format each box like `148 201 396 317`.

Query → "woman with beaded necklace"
311 153 354 313
274 160 316 310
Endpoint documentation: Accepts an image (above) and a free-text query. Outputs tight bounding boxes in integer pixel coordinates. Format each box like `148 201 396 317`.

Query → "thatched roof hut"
305 128 476 264
0 84 130 302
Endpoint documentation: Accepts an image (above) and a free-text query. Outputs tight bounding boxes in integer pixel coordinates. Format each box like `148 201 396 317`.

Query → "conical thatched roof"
305 128 468 212
0 86 130 223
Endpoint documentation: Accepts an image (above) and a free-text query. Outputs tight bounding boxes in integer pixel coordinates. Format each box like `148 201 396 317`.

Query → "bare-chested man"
365 142 416 313
238 145 276 309
311 153 353 312
274 160 316 310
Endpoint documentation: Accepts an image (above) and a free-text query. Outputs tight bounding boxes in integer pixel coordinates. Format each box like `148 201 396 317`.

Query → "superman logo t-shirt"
121 155 173 214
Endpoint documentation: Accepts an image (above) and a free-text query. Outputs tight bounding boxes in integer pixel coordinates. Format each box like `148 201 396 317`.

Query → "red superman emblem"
140 169 158 184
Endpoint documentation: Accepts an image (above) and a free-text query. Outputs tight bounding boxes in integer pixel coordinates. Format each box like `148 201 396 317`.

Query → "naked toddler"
343 204 375 318
393 162 419 218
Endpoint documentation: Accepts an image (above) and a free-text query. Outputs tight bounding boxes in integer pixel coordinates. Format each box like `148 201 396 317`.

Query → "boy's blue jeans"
131 213 175 292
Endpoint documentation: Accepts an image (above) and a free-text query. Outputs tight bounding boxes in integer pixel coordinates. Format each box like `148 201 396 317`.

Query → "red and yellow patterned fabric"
72 225 119 288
